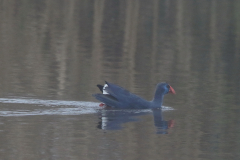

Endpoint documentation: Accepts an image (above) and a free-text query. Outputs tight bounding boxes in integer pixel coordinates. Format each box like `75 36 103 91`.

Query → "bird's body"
93 81 175 109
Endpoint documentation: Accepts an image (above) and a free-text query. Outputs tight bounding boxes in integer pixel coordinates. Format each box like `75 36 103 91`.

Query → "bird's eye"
166 85 170 89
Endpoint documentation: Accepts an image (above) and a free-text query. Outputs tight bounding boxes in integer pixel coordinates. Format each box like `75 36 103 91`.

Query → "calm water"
0 0 240 159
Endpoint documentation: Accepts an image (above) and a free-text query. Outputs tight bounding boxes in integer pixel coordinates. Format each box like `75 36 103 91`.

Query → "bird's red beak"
169 85 176 94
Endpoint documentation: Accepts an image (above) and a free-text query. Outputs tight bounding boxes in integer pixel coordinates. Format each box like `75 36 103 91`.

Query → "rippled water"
0 0 240 160
0 97 173 116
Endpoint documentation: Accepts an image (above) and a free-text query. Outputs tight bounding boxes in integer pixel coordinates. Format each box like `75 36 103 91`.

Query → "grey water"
0 0 240 160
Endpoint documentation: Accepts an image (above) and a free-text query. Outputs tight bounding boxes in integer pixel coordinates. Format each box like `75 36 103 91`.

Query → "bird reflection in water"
152 108 174 134
97 108 174 134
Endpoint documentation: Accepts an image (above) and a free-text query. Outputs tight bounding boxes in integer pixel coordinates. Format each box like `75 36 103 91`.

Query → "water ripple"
0 97 173 117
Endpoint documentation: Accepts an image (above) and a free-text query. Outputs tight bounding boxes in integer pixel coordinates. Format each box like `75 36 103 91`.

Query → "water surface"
0 0 240 159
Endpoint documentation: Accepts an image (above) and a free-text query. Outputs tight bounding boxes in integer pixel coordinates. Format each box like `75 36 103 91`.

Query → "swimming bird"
93 81 175 109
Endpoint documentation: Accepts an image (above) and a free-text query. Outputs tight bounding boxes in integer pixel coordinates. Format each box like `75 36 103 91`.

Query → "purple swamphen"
93 81 175 109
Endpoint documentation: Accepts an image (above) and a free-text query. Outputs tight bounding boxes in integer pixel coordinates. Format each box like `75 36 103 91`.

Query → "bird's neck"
152 93 164 108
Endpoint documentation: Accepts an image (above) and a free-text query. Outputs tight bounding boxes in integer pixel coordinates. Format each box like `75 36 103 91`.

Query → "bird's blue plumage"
93 81 175 109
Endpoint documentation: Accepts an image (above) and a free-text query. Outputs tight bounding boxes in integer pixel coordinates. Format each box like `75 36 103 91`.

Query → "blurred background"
0 0 240 159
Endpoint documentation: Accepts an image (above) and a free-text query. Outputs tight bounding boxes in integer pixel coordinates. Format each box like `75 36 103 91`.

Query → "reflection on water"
0 97 174 133
97 108 174 134
152 108 174 134
0 0 240 159
97 109 152 130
